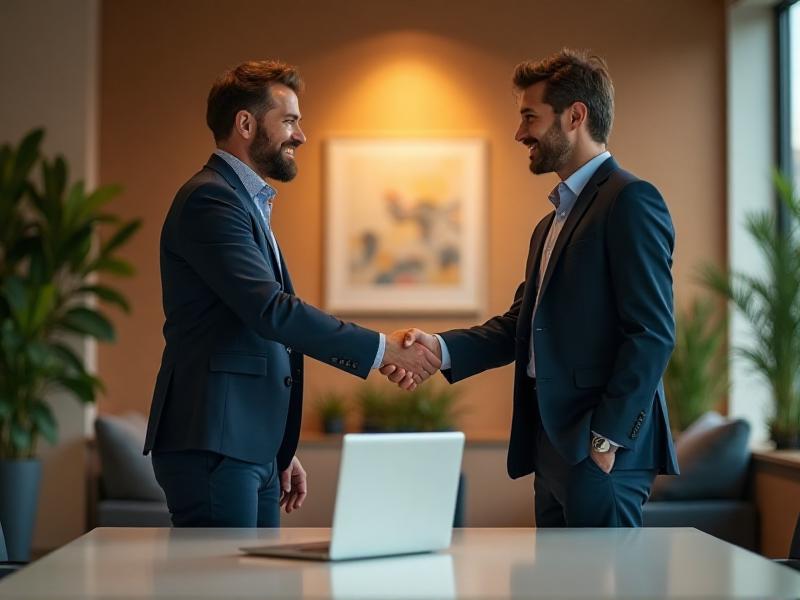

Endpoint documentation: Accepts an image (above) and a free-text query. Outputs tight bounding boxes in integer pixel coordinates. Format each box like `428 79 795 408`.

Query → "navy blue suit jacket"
440 158 679 478
144 154 378 469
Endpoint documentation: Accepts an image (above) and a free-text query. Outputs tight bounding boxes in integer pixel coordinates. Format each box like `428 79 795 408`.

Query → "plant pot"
771 428 800 450
322 418 346 435
0 458 42 561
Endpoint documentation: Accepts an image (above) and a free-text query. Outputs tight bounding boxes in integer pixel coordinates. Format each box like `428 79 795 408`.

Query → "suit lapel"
275 237 294 295
536 157 618 302
205 154 285 288
520 214 553 332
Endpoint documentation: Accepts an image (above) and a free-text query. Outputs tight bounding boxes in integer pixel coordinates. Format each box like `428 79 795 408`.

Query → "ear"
564 101 588 133
233 109 257 141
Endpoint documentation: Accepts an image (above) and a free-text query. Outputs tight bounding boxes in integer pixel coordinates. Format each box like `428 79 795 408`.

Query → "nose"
293 125 306 145
514 122 527 143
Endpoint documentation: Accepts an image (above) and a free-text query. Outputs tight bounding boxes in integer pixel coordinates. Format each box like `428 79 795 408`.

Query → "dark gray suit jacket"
144 154 378 469
440 157 679 478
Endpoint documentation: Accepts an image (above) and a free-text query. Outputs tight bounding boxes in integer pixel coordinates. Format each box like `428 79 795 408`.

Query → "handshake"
379 328 442 391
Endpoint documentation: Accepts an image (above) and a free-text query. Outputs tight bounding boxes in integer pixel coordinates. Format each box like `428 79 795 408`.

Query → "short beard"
530 119 571 175
249 124 297 182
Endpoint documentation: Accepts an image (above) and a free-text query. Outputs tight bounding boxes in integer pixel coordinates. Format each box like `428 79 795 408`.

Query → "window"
778 0 799 189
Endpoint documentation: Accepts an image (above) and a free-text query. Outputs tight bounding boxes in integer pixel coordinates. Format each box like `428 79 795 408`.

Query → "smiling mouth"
283 146 296 158
528 143 537 159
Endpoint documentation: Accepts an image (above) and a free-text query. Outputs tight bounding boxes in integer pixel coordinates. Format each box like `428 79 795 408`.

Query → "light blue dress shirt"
213 149 386 368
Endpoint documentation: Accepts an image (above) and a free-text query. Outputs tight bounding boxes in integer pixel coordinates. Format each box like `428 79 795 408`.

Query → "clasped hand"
380 328 442 391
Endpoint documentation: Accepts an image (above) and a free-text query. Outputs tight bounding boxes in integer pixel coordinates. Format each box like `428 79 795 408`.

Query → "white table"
1 527 799 598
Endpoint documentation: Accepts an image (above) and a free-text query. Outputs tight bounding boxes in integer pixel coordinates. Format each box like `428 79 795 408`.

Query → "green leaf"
91 257 135 277
56 377 95 404
58 221 94 269
11 129 44 189
100 219 141 259
59 307 115 341
28 283 57 331
26 341 55 369
63 180 86 226
2 276 28 323
10 422 32 455
78 184 122 222
42 156 68 216
49 342 86 374
77 284 131 313
30 402 57 445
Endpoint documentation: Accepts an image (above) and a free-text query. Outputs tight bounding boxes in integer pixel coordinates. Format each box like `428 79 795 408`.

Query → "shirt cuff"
434 334 451 370
371 332 386 369
592 430 622 447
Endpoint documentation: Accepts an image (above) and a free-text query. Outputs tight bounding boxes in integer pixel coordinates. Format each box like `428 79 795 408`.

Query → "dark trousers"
152 450 280 527
533 425 655 527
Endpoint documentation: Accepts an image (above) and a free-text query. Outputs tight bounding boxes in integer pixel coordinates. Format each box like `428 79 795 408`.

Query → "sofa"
91 413 170 527
642 411 758 551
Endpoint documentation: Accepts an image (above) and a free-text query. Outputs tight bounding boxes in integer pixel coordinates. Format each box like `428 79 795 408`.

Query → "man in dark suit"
384 49 679 527
144 60 439 527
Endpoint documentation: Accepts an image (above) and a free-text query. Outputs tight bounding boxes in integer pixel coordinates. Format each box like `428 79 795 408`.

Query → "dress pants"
533 424 656 527
152 450 280 527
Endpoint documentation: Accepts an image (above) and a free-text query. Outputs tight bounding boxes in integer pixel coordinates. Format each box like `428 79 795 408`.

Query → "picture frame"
324 138 487 315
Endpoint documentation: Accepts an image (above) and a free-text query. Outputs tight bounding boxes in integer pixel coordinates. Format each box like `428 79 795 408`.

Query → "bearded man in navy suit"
384 49 679 527
145 61 439 527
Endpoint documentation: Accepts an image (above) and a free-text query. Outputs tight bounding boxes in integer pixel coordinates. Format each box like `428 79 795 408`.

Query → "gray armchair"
91 413 171 527
643 412 758 551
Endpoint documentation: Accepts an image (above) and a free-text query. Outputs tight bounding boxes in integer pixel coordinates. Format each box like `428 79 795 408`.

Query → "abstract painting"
325 138 486 314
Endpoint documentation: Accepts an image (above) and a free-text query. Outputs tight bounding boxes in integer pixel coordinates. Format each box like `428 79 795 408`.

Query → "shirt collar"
548 150 612 211
213 149 276 202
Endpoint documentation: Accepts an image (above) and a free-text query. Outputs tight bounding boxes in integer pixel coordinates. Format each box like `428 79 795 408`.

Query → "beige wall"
99 0 727 437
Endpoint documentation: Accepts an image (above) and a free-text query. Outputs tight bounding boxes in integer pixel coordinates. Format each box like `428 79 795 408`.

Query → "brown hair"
512 49 614 144
206 60 304 142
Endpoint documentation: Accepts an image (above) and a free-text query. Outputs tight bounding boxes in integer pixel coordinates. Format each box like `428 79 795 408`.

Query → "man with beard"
144 61 440 527
383 49 679 527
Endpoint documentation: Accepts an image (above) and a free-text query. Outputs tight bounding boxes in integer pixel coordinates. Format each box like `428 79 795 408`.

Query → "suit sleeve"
438 280 524 383
591 181 676 448
175 185 379 378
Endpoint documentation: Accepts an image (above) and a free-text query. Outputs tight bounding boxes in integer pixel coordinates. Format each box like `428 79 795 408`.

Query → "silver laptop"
240 431 465 561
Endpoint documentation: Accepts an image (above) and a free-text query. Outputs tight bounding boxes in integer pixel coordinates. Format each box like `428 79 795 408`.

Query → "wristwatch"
591 434 612 453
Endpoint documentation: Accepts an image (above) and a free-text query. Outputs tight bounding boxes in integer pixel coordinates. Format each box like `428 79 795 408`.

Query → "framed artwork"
325 138 486 315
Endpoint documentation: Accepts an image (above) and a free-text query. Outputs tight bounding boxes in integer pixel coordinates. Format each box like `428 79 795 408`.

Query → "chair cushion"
643 500 758 550
650 411 751 501
96 500 172 527
94 413 166 502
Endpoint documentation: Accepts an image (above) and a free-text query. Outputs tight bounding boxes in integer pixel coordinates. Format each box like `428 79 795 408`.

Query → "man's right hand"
380 328 442 390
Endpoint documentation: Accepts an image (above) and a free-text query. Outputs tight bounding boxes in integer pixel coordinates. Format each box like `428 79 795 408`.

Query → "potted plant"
390 384 463 432
663 298 729 432
316 392 348 434
0 130 140 560
703 170 800 448
357 386 393 433
357 384 463 433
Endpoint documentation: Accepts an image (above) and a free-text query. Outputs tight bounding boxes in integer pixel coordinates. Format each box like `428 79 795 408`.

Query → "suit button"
284 376 293 387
